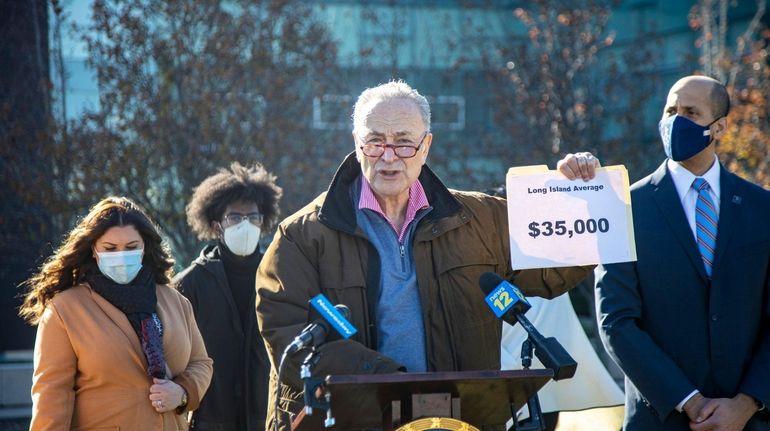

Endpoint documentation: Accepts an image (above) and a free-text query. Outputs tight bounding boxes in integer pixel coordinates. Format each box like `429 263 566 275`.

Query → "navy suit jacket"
596 161 770 430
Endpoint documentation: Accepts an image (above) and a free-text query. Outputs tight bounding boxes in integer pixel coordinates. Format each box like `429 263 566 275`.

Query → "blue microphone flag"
480 273 531 318
309 294 357 339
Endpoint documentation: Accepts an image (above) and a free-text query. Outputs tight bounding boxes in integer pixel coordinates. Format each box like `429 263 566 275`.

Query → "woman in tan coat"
20 197 213 431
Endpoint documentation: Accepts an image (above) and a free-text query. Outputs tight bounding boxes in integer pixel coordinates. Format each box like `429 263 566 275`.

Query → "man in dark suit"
595 75 770 431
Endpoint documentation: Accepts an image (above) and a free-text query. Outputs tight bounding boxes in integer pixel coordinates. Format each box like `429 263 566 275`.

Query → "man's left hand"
557 152 601 181
688 394 757 431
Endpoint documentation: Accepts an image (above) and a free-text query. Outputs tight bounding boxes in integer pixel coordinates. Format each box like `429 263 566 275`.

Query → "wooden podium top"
292 369 553 430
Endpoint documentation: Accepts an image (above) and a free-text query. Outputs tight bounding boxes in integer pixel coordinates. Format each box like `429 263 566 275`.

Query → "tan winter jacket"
30 283 213 431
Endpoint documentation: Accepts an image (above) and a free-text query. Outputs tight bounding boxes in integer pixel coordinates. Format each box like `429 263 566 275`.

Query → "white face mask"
95 249 144 284
223 220 261 256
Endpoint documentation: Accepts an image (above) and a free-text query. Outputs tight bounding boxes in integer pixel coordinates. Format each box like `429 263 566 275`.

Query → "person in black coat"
174 162 282 431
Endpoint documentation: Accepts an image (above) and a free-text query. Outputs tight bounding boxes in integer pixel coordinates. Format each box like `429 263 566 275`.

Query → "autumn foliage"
689 0 770 188
46 0 340 264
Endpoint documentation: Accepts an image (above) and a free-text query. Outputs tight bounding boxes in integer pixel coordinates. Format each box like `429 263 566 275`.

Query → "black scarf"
86 266 167 379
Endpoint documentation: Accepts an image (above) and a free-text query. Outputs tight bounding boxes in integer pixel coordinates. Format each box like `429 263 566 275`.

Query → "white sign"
505 165 636 270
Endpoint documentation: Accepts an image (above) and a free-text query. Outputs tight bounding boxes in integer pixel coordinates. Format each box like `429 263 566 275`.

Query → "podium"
291 369 553 430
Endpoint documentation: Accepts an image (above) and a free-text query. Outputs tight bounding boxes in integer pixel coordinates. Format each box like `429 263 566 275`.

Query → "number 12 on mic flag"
505 165 637 270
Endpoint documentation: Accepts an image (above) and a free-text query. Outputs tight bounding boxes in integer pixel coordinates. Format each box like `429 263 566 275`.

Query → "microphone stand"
299 349 336 428
510 339 545 431
513 312 578 381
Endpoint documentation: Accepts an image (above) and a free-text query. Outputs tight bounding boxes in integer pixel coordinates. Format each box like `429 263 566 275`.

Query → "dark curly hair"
185 162 282 240
19 197 175 324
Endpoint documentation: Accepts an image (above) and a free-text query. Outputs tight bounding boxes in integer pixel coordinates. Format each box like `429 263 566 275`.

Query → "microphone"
286 304 351 355
479 272 577 380
479 272 532 322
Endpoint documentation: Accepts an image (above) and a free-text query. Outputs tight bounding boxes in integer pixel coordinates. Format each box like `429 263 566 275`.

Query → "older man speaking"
256 80 599 429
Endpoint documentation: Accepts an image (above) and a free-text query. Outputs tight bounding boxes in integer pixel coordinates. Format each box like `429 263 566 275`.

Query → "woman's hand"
149 378 185 413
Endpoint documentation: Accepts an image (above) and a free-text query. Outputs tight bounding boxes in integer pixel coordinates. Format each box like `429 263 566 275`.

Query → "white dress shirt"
667 156 721 241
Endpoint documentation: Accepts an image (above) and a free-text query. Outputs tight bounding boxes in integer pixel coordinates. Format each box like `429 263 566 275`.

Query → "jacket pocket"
732 239 770 257
317 266 368 343
435 258 499 324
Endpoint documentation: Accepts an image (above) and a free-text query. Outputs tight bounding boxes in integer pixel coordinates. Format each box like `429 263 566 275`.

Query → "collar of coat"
318 152 463 234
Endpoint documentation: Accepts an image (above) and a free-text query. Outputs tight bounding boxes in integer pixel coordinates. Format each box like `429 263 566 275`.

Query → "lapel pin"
732 195 742 204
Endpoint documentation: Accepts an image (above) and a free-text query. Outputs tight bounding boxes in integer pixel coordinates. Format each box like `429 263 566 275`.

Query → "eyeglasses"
223 212 263 226
358 132 427 159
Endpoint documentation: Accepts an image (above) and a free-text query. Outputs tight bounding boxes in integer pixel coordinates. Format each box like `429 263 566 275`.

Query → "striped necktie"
692 178 718 278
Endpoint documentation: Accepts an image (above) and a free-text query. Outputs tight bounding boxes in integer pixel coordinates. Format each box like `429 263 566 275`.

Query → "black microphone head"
334 304 351 320
479 272 505 295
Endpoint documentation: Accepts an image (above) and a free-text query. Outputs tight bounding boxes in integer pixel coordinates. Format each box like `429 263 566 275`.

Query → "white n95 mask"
223 220 261 256
96 249 144 284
